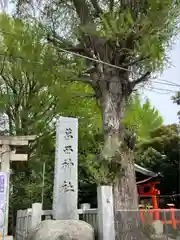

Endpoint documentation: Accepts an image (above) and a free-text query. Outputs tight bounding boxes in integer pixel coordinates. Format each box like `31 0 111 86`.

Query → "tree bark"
113 152 148 240
99 74 150 240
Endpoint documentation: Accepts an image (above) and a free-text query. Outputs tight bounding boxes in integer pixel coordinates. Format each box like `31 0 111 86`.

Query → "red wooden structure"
139 208 179 229
137 181 160 220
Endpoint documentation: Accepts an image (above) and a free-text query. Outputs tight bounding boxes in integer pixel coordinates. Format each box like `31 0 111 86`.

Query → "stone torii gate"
0 135 36 239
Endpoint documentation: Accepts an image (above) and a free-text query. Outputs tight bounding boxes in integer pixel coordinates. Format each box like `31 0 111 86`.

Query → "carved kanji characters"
61 181 75 192
64 128 73 140
63 145 73 154
62 158 74 168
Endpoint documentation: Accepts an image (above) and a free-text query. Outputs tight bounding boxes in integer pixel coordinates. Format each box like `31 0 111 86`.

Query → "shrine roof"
135 164 160 177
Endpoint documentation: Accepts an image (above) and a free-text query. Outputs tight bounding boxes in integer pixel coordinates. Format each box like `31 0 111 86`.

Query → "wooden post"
97 186 115 240
163 210 169 240
31 203 42 230
80 203 91 210
152 195 160 220
53 117 78 220
170 208 176 229
139 209 145 224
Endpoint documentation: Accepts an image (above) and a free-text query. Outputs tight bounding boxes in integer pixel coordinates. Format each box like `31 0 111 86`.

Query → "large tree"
13 1 180 239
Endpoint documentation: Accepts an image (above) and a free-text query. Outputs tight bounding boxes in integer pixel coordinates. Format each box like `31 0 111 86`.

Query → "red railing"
139 208 180 229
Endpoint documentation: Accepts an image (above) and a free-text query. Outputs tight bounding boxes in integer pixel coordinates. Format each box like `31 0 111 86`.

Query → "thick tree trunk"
99 76 150 240
113 153 147 240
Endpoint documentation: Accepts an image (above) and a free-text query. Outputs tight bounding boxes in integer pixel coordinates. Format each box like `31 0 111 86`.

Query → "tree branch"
67 73 95 86
48 31 88 55
90 0 103 16
47 34 94 58
109 0 114 11
77 76 94 85
47 33 76 50
82 66 97 75
0 53 6 75
72 92 96 98
123 56 149 68
132 71 151 87
72 0 92 24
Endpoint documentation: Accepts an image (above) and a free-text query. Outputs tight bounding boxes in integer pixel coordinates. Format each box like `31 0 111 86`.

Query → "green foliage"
172 91 180 121
173 92 180 105
135 124 180 200
14 0 180 77
92 0 180 72
0 14 101 213
123 94 163 141
0 14 66 212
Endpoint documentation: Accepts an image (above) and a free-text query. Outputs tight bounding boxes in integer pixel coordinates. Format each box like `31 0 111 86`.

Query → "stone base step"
3 236 13 240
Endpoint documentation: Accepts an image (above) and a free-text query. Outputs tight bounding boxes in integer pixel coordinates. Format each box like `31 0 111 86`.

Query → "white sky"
143 39 180 124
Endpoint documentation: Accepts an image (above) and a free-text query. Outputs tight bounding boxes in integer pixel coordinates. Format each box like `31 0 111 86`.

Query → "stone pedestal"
152 220 163 235
27 220 94 240
4 236 13 240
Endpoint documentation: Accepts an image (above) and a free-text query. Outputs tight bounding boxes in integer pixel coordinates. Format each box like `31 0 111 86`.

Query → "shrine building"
135 164 162 215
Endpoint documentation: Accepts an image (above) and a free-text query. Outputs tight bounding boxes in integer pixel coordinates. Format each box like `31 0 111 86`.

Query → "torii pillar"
0 135 36 238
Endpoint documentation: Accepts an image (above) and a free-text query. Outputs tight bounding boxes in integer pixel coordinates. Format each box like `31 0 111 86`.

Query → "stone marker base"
4 236 13 240
28 220 94 240
152 220 163 235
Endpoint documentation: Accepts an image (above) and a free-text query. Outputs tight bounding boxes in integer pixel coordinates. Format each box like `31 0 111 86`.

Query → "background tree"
123 93 163 141
0 14 101 234
172 91 180 121
12 1 180 238
135 124 180 207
